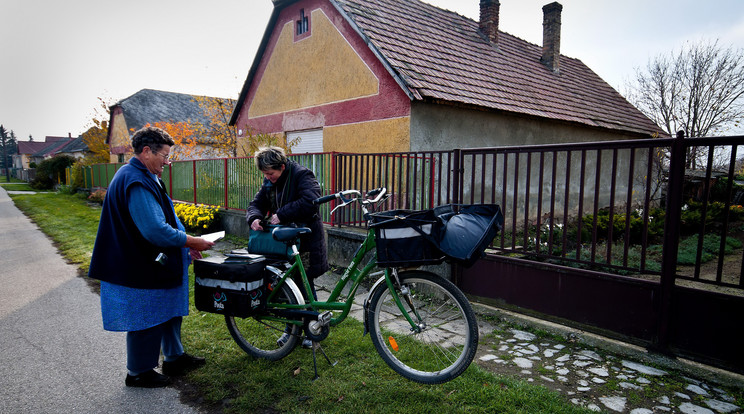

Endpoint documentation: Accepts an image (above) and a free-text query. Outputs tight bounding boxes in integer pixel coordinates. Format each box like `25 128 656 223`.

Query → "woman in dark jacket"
246 146 329 290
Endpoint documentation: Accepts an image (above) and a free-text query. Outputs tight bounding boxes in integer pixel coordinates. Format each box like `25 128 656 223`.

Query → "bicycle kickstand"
311 341 337 381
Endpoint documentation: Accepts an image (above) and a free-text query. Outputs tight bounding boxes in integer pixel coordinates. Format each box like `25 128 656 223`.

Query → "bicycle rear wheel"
225 281 302 361
368 270 478 384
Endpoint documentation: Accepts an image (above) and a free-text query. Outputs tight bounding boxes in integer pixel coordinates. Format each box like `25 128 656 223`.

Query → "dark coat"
246 161 329 278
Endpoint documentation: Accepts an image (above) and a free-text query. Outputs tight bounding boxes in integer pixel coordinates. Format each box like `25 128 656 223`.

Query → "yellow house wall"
248 9 379 118
109 111 131 153
324 117 410 153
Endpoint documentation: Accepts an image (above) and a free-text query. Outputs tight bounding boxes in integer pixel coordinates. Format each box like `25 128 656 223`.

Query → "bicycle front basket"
369 209 445 267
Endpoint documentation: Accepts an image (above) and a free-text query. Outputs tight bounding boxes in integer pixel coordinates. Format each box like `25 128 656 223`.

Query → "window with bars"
296 9 309 35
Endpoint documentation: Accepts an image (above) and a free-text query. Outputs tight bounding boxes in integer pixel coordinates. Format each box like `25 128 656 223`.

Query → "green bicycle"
224 188 480 384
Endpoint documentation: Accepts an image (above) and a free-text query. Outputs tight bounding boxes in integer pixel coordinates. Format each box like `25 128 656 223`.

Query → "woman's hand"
251 218 263 231
185 235 215 251
189 248 203 261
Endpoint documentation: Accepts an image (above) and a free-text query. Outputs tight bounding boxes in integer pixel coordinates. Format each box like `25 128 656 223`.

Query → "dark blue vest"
88 158 183 289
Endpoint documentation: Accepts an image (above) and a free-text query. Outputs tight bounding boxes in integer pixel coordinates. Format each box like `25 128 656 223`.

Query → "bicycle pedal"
317 311 332 324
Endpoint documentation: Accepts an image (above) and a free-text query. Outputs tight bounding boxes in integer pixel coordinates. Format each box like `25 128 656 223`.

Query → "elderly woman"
246 146 329 298
89 126 214 387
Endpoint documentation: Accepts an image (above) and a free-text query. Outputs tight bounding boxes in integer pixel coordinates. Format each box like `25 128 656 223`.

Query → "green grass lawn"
1 182 47 192
8 190 593 414
0 175 23 183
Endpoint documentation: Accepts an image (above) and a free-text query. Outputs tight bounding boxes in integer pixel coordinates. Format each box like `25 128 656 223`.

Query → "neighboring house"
54 136 89 160
107 88 236 162
230 0 664 155
13 136 75 169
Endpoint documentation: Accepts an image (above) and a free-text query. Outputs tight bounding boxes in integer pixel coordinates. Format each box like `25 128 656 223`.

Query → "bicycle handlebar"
313 193 338 205
312 188 387 206
312 189 362 205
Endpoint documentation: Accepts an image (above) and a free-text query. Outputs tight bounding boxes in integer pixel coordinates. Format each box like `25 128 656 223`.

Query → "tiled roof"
112 89 235 133
17 141 52 156
17 138 74 157
55 136 89 154
35 139 74 157
333 0 663 136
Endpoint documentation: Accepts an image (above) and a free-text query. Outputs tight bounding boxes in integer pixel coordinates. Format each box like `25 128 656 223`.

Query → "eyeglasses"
152 151 171 162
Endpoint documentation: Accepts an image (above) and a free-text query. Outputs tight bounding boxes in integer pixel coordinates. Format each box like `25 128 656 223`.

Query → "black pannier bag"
369 209 445 267
433 204 503 267
193 255 267 317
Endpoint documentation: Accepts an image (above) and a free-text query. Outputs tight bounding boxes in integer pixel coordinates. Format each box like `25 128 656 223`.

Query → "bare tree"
627 39 744 169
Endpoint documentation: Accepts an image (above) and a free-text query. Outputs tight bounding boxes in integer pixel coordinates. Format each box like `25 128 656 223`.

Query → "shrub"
677 234 743 265
581 208 665 245
88 189 106 204
30 155 75 190
70 161 86 190
710 177 744 203
57 184 76 195
174 203 220 231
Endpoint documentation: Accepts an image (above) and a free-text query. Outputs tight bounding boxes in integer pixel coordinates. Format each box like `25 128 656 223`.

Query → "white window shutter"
287 129 323 153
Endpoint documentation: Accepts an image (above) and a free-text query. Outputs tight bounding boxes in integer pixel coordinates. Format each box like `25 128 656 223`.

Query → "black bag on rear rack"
369 209 445 267
433 204 503 267
370 204 503 268
193 255 267 317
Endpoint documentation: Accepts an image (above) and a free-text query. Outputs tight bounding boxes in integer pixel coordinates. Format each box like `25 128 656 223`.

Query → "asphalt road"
0 187 199 413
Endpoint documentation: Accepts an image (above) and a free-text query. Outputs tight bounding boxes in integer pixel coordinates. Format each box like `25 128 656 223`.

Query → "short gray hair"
131 126 175 154
254 146 287 171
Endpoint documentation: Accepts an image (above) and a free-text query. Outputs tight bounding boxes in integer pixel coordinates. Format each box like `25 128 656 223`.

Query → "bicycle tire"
225 281 302 361
368 270 478 384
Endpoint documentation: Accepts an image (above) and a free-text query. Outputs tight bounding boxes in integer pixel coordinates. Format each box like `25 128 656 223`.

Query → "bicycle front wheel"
368 270 478 384
225 281 302 361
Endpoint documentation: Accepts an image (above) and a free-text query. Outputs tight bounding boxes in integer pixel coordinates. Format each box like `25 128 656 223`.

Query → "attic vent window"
296 9 309 35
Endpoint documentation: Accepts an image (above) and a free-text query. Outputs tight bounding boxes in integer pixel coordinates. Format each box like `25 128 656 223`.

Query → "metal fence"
81 135 744 293
85 152 335 211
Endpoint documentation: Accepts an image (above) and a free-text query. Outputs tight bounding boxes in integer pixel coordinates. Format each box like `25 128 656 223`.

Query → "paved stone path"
313 271 743 414
474 323 741 413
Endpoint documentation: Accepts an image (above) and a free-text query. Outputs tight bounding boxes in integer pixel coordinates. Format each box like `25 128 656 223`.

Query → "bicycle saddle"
272 226 311 242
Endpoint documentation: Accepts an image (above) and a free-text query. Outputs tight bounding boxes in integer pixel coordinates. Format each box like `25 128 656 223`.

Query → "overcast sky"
1 0 742 142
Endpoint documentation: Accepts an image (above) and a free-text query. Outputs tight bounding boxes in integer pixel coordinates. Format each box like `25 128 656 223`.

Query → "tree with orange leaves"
81 119 111 164
192 96 239 157
137 121 200 161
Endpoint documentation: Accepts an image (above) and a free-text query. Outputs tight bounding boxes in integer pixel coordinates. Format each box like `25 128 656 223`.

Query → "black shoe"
125 370 171 388
162 353 206 376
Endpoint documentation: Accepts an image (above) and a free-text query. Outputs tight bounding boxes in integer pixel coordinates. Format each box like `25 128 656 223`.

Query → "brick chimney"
479 0 500 45
541 2 563 72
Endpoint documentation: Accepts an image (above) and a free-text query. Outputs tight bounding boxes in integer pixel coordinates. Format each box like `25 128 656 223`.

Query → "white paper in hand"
201 231 225 243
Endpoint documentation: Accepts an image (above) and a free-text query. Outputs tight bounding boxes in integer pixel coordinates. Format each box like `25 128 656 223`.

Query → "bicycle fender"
362 275 388 336
282 277 306 306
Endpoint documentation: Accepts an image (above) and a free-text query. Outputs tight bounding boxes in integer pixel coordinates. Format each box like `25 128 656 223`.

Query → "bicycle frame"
263 227 379 327
262 205 420 332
